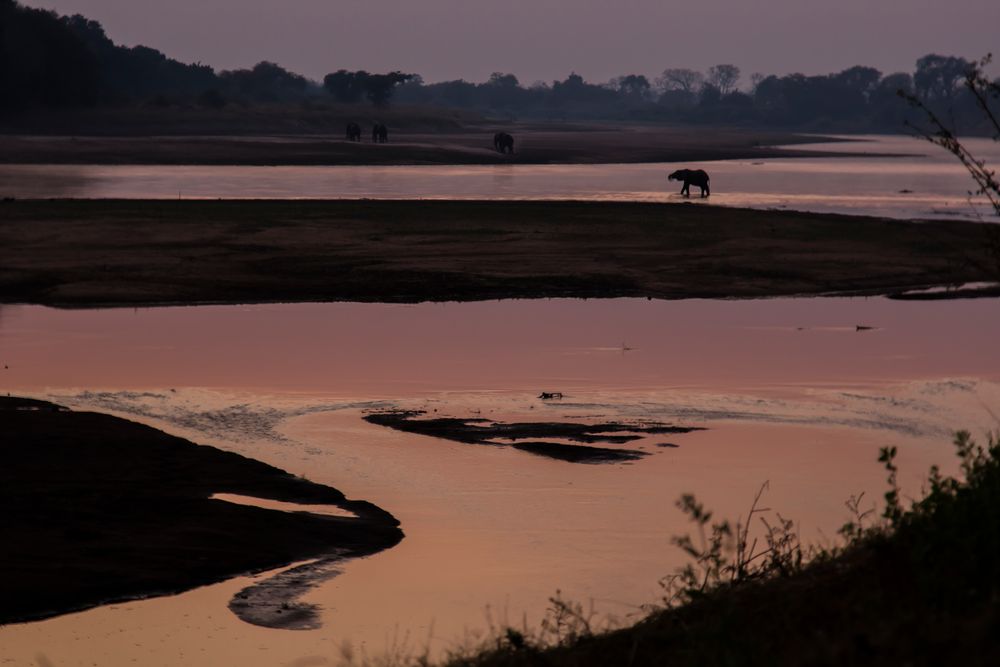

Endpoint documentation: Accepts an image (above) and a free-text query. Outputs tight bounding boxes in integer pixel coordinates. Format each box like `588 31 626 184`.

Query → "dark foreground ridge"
0 397 403 626
364 410 703 463
0 199 994 308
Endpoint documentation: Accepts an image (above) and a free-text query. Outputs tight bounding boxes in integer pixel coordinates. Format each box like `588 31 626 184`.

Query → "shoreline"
0 396 403 626
0 199 994 308
0 126 879 167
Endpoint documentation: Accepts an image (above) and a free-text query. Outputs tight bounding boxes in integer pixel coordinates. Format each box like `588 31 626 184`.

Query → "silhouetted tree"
610 74 652 101
655 68 703 95
487 72 519 88
64 12 216 102
0 0 100 110
220 61 308 102
707 64 740 95
903 54 999 216
364 71 413 106
834 66 882 103
914 54 973 102
323 69 412 106
550 72 618 107
323 69 366 103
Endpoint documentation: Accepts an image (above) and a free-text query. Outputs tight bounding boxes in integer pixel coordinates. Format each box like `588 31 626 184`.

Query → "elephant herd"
340 125 709 196
345 122 388 143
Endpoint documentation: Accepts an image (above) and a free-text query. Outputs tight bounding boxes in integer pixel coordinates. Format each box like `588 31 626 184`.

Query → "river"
1 135 998 221
1 296 998 665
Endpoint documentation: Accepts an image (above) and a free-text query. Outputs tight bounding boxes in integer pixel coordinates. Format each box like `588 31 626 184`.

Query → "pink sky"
23 0 1000 84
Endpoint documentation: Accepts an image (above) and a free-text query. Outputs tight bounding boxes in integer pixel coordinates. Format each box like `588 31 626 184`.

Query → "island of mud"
0 396 403 626
364 410 704 463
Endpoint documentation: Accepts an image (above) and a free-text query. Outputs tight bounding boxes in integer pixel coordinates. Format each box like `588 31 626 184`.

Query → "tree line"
1 0 995 134
395 57 996 133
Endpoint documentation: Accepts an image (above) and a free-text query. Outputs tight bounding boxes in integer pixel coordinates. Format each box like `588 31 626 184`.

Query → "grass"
335 429 1000 666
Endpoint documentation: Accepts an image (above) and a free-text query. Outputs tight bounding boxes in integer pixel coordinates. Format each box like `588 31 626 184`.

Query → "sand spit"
0 396 402 626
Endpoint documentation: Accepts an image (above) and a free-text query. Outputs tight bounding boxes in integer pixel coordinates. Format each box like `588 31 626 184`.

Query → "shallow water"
1 297 999 665
1 135 998 221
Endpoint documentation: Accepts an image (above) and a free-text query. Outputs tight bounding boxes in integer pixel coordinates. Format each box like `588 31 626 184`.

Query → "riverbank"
0 199 994 307
0 396 402 625
0 125 855 166
444 432 1000 666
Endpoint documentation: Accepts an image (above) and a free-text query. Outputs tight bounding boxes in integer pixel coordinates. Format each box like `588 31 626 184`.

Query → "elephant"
493 132 514 154
346 122 361 142
668 169 710 197
372 122 388 143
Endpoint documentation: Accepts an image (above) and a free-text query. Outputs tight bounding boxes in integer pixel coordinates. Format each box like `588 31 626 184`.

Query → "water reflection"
1 297 998 664
1 135 997 221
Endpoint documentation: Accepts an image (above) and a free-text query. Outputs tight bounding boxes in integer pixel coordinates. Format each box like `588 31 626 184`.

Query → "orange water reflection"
1 297 998 665
2 298 998 393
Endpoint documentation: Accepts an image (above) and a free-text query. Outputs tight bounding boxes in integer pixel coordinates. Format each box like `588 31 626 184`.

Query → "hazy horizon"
22 0 1000 84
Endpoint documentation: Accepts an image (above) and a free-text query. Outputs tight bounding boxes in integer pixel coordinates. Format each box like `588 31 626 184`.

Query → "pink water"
1 135 997 221
1 296 998 665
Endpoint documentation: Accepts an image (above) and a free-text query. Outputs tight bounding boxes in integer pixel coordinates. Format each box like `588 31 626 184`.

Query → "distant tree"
655 68 703 95
914 54 973 102
902 54 999 217
833 65 882 102
609 74 651 101
482 72 524 109
323 69 366 103
707 64 740 96
0 1 100 110
364 71 413 106
550 72 617 107
699 83 722 107
64 12 216 101
749 72 765 94
220 61 308 102
487 72 519 88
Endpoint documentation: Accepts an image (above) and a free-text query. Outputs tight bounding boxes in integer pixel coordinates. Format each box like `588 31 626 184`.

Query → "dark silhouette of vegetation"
217 61 308 103
0 0 100 110
322 70 414 107
2 0 997 132
902 54 999 217
434 430 1000 666
395 58 998 131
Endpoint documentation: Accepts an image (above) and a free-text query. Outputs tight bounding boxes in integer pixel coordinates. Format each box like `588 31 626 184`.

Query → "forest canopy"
1 0 995 133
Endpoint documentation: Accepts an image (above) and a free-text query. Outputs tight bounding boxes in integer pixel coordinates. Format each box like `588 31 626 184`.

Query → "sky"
24 0 1000 85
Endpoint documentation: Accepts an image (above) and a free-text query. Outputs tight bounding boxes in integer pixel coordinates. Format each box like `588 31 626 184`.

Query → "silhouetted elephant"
493 132 514 154
372 123 388 143
668 169 710 197
346 122 361 142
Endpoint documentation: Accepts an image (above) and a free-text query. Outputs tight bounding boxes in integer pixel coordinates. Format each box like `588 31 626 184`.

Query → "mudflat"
0 199 993 307
0 125 852 166
0 396 403 625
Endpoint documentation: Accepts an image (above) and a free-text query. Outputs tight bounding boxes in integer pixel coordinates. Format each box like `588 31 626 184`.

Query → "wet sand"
0 396 402 626
0 126 853 166
0 199 993 307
